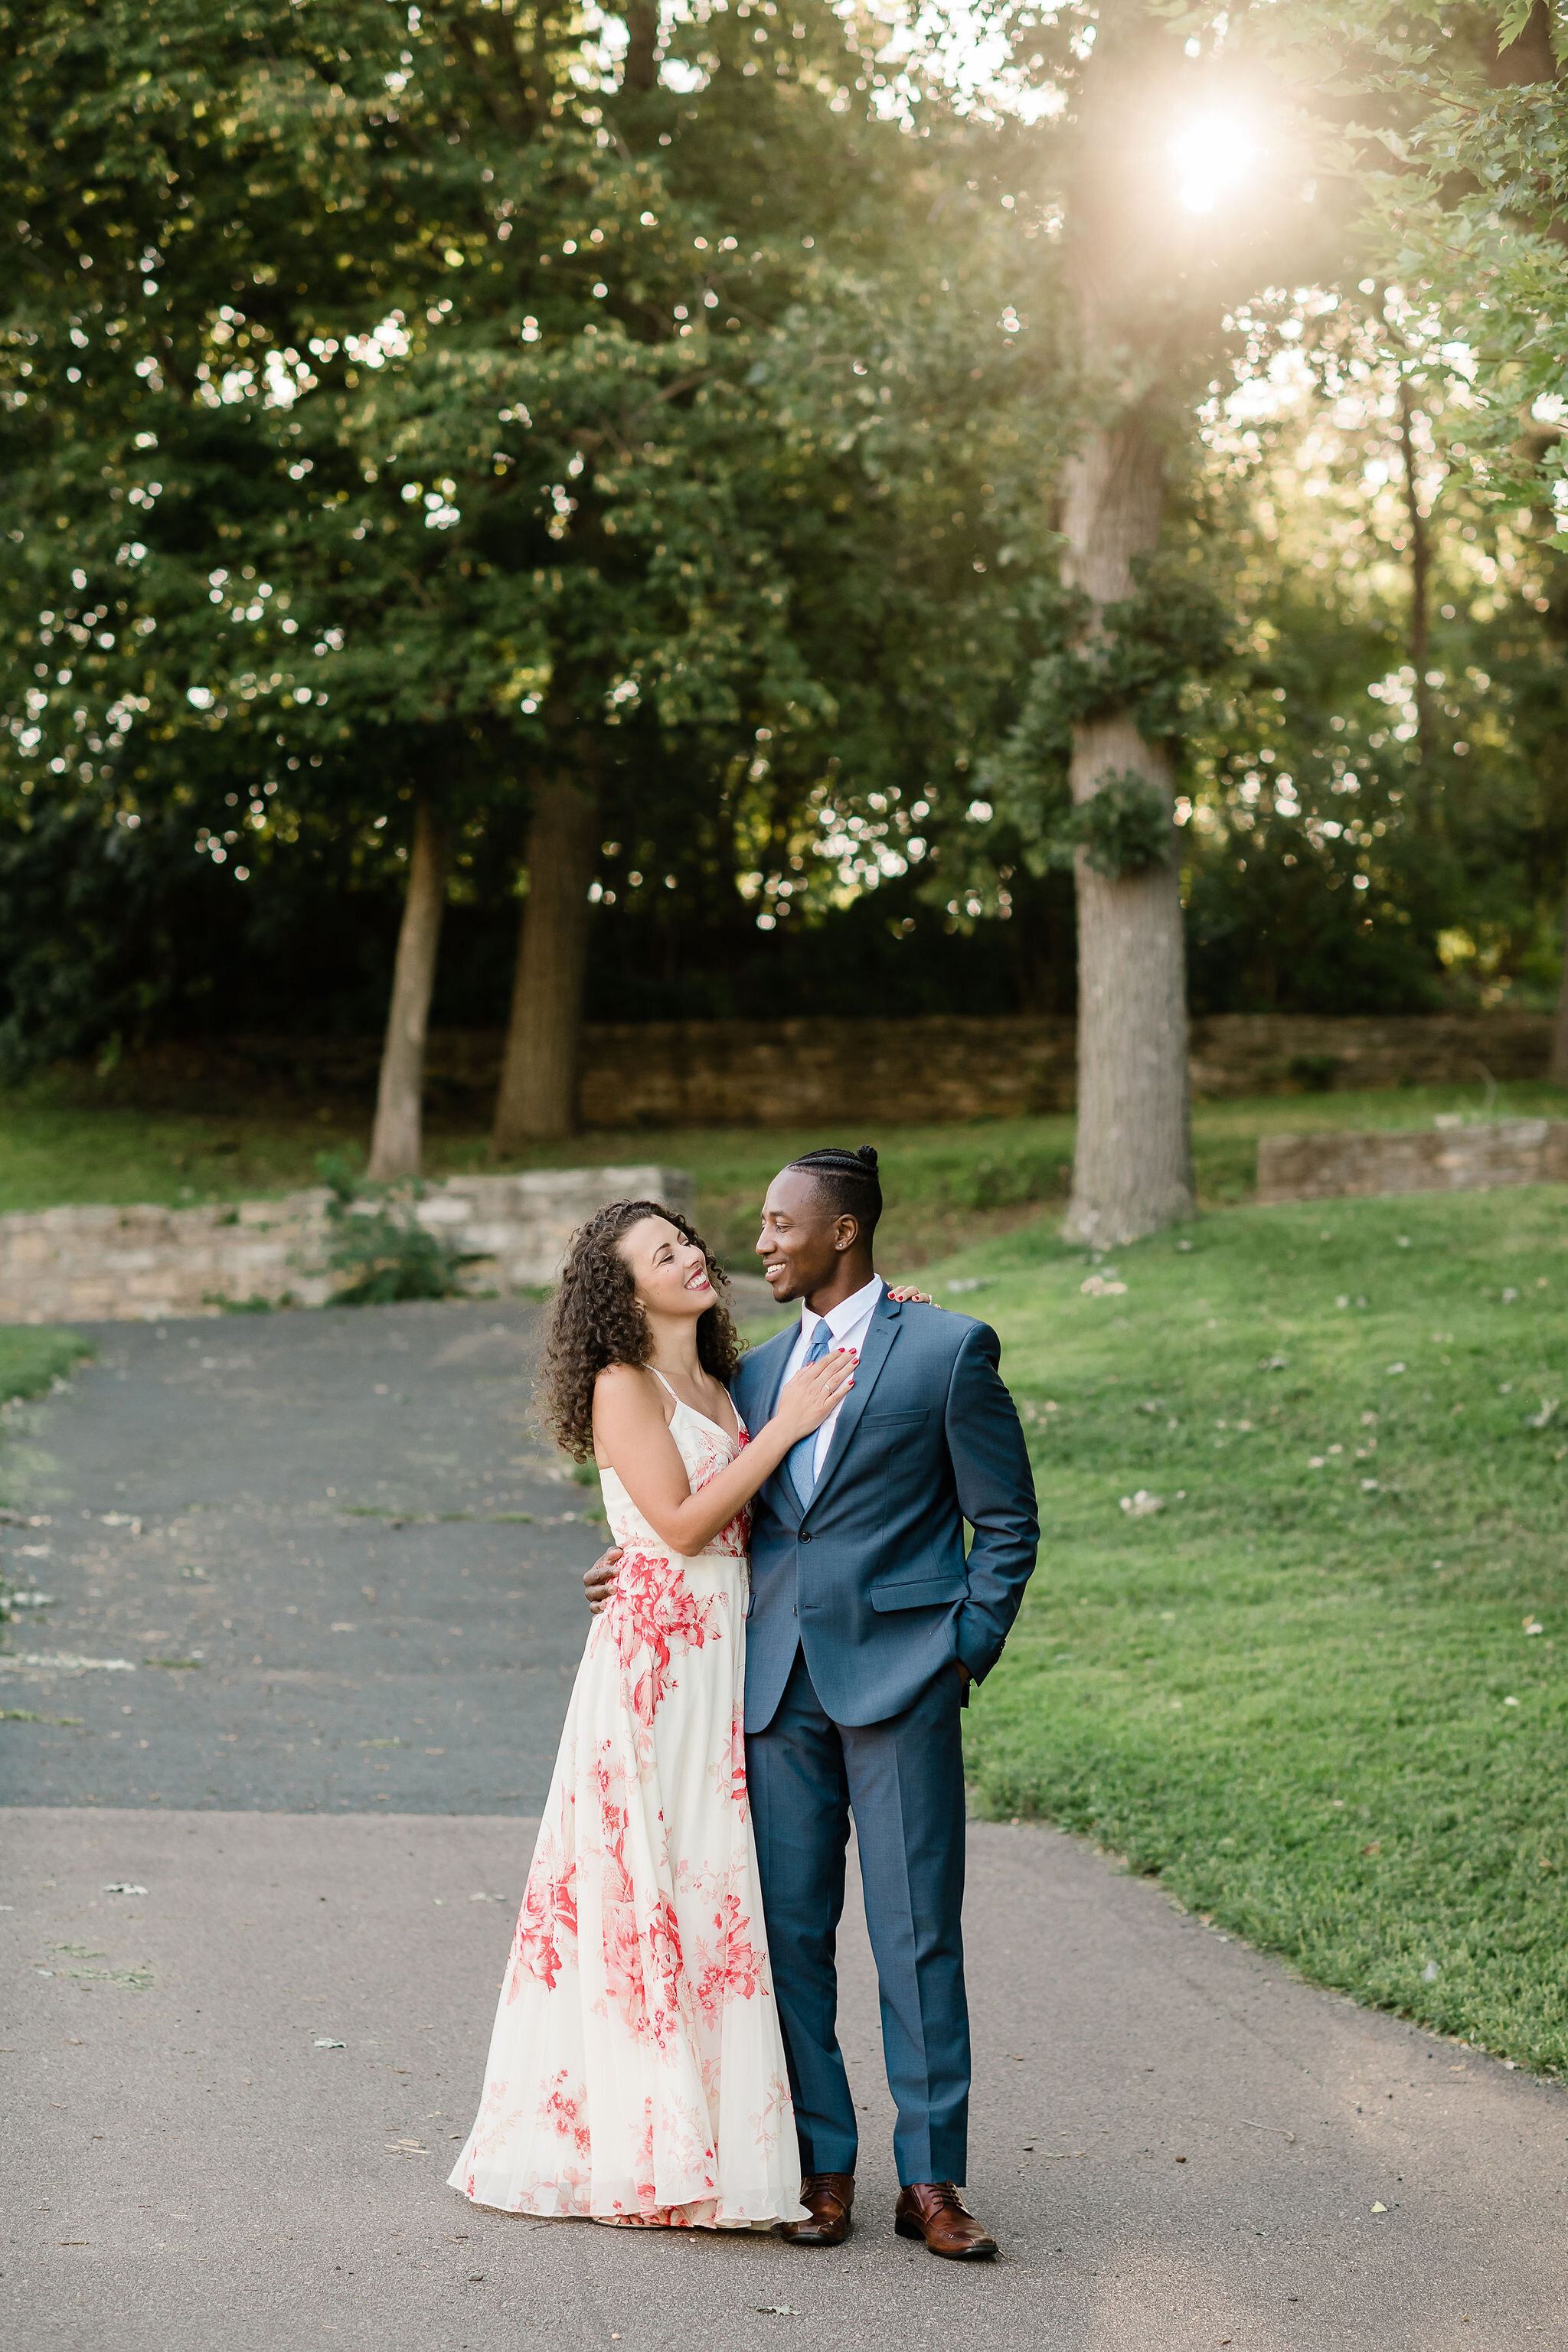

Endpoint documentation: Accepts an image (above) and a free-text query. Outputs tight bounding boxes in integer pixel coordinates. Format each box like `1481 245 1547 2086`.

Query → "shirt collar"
805 1273 884 1344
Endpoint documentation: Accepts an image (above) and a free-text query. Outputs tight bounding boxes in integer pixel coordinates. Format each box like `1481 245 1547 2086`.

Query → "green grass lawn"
0 1325 93 1405
0 1327 95 1513
4 1067 1566 1270
942 1183 1568 2074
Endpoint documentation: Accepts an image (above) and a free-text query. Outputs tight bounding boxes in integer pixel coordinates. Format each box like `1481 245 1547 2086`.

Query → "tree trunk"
367 796 450 1181
1491 0 1558 83
492 779 599 1151
1060 416 1194 1246
624 0 658 90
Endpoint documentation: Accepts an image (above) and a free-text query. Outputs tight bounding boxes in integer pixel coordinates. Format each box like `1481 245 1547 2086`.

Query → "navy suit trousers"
746 1645 970 2187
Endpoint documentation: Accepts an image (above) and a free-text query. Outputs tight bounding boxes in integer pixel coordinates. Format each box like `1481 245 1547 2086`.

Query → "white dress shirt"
779 1272 885 1481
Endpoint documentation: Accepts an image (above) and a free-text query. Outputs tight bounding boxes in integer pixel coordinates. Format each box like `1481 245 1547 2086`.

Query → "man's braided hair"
786 1143 882 1242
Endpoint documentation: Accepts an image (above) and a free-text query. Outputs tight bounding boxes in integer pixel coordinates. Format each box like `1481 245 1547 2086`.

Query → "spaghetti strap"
647 1365 739 1443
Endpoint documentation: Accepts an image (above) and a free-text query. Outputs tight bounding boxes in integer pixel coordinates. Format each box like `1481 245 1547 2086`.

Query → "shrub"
315 1152 479 1305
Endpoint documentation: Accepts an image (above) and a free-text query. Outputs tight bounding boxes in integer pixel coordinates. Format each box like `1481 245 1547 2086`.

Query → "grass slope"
4 1071 1566 1266
0 1328 94 1514
0 1327 93 1405
949 1185 1568 2073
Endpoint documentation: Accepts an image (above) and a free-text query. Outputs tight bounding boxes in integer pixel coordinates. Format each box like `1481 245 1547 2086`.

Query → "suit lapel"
746 1322 803 1529
803 1292 902 1518
756 1321 796 1423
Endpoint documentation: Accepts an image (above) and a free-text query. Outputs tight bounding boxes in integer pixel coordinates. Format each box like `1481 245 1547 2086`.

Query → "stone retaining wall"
580 1011 1554 1128
1257 1121 1568 1204
0 1166 694 1326
96 1011 1553 1129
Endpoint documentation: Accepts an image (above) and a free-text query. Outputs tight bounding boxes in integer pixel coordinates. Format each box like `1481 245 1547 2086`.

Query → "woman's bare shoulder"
593 1363 671 1426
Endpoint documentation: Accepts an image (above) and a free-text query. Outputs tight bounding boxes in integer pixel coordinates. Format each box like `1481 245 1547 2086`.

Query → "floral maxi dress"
448 1386 805 2228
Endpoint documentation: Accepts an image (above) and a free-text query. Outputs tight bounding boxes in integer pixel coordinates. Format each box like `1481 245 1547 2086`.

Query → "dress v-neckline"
648 1367 740 1446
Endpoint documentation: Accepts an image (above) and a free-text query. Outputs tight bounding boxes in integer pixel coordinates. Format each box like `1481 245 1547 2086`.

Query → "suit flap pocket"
869 1575 968 1613
863 1409 929 1426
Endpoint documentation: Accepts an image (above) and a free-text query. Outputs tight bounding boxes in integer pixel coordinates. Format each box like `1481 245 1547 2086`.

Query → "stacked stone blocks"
0 1167 694 1326
1257 1120 1568 1204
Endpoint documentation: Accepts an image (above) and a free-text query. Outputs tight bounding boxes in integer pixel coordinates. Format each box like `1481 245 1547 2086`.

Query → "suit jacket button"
799 1532 812 1544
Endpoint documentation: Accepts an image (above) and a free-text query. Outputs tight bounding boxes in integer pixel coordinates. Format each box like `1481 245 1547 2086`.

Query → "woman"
449 1197 893 2230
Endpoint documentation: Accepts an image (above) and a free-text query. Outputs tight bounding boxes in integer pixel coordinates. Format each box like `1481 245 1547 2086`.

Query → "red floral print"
729 1706 748 1821
606 1547 718 1728
537 2069 592 2159
447 1393 802 2232
511 1843 578 1997
695 1888 763 2020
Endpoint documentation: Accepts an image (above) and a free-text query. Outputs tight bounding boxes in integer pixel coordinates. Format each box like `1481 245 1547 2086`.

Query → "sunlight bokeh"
1168 110 1256 214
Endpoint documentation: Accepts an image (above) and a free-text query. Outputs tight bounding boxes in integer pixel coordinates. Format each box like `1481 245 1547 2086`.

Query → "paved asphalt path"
4 1304 1567 2350
0 1302 606 1813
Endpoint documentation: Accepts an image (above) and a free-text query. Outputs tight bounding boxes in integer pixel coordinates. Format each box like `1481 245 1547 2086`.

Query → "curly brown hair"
537 1199 743 1461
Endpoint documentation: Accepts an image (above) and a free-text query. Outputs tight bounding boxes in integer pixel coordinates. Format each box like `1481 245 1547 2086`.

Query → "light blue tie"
786 1319 833 1511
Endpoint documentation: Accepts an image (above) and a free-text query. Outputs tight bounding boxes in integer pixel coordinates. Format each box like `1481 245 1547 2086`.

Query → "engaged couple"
446 1143 1039 2258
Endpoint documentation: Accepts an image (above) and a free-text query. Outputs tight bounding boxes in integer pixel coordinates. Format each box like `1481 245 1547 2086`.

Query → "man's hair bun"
786 1142 884 1241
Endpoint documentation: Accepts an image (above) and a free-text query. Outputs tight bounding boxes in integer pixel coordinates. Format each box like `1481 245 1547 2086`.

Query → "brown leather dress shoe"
894 2182 998 2259
780 2172 854 2246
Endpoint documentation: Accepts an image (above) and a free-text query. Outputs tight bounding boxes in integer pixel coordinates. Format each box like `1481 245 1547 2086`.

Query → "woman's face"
617 1216 714 1321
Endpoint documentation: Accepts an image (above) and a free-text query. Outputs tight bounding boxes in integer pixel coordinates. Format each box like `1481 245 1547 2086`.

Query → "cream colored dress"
448 1378 804 2228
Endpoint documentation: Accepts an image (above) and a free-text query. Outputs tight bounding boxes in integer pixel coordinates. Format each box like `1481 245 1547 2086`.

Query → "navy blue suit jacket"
730 1290 1038 1733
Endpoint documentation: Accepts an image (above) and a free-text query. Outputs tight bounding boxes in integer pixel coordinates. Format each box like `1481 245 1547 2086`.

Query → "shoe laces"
920 2183 970 2216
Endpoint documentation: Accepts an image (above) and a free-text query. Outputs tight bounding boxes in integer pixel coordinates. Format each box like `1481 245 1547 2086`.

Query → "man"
584 1143 1038 2258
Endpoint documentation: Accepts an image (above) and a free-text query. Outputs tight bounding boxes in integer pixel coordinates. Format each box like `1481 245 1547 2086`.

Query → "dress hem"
449 2172 806 2231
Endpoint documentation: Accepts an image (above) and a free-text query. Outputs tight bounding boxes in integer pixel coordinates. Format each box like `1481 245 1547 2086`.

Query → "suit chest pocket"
861 1410 929 1429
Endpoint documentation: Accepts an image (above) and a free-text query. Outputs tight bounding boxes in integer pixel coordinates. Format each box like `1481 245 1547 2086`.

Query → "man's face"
756 1170 847 1304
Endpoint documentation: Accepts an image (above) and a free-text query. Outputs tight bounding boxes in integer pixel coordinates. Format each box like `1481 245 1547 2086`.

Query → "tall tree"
1058 414 1194 1243
939 0 1340 1240
1052 24 1200 1239
0 0 463 1138
481 0 962 1145
0 0 884 1155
